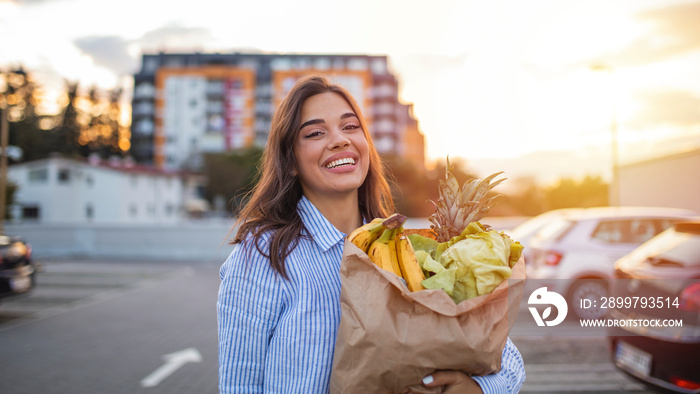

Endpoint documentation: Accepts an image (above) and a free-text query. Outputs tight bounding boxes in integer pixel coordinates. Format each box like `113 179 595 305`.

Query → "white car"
527 206 698 320
506 208 585 275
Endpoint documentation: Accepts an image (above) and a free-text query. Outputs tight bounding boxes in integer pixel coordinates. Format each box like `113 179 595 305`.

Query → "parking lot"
0 258 654 393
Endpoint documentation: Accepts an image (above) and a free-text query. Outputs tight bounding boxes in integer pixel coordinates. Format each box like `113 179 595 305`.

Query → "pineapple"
428 157 505 242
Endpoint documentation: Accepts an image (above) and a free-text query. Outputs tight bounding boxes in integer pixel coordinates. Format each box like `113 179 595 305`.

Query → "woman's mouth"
325 157 357 169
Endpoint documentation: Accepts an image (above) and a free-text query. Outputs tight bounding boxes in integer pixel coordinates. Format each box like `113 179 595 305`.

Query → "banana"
347 218 385 253
387 233 401 277
395 233 426 292
347 213 408 253
367 228 401 276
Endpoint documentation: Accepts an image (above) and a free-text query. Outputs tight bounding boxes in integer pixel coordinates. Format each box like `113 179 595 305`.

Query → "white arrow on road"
140 347 203 388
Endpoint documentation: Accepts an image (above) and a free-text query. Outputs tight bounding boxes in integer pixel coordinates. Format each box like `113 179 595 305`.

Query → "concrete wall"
8 216 527 262
618 149 700 213
7 221 236 263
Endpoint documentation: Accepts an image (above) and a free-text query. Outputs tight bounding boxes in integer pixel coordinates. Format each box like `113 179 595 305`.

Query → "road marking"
140 347 202 388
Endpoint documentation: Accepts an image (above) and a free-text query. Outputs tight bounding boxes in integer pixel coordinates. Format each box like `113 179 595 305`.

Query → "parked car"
527 207 698 320
607 220 700 393
506 208 585 275
0 235 36 300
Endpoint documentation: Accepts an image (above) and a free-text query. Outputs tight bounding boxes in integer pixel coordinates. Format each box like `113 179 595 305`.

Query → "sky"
2 0 700 185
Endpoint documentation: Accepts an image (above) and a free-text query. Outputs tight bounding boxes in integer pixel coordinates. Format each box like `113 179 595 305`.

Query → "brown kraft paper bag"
330 238 526 394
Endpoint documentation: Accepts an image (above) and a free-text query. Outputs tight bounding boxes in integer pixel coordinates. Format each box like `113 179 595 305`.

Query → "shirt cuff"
472 373 508 394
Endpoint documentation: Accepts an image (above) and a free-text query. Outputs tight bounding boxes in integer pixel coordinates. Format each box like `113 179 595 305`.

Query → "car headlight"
5 242 28 259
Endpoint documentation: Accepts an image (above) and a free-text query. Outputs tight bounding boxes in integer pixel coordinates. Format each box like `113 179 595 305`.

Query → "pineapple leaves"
427 157 507 243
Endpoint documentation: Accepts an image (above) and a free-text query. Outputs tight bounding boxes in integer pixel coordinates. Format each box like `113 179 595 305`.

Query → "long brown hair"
232 75 395 278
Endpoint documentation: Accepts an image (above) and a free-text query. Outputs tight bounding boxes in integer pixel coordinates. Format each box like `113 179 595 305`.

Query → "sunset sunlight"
2 0 700 183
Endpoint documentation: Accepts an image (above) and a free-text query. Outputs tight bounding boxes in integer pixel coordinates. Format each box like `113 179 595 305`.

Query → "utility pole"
590 63 618 206
0 107 8 234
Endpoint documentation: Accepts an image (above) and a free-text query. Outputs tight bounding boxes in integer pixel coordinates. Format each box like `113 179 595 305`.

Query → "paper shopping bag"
329 238 525 394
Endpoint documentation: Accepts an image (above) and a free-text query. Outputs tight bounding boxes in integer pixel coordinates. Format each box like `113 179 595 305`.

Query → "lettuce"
412 222 523 304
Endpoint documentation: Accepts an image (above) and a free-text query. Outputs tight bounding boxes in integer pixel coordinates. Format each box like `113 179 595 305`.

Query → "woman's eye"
304 130 323 138
343 123 360 131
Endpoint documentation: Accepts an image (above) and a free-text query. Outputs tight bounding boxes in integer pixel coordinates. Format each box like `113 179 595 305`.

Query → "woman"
217 75 526 393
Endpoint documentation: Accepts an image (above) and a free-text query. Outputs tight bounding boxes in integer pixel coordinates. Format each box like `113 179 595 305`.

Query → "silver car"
527 207 698 320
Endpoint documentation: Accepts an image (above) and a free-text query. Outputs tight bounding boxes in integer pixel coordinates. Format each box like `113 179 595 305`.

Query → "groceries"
347 213 426 292
345 158 523 303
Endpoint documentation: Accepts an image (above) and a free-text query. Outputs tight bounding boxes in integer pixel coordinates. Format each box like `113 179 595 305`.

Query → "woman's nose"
328 128 351 149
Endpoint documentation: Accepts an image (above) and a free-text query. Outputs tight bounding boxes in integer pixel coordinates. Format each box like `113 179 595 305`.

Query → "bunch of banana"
347 213 426 292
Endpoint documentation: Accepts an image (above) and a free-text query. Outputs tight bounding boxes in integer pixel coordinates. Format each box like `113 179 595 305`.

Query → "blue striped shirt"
217 196 526 393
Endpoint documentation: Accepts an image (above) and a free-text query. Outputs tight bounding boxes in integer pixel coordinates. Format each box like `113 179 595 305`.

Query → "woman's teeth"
326 157 356 169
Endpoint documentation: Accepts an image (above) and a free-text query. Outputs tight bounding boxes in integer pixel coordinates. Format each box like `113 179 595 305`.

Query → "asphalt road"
0 258 655 394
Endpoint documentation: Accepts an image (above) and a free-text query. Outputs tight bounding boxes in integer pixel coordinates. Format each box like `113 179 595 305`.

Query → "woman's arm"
423 338 526 394
217 240 286 394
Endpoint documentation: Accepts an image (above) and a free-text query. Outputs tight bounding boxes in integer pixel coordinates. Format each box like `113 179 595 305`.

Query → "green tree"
202 147 263 215
383 155 479 217
501 176 547 216
544 175 608 210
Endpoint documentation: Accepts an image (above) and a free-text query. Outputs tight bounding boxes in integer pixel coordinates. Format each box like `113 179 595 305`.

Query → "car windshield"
509 212 561 239
531 218 574 243
631 229 700 268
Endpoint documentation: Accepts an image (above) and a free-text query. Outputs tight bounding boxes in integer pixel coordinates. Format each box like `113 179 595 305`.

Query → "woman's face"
293 92 370 202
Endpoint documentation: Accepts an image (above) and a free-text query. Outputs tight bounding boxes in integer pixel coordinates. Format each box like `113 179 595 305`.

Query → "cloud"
597 2 700 67
630 89 700 127
3 0 67 4
73 25 214 77
74 36 139 76
138 25 213 53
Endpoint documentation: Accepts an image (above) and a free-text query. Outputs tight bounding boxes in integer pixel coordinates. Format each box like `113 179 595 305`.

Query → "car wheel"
569 279 608 320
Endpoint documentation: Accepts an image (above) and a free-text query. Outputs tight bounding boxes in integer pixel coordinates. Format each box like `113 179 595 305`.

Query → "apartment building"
131 52 426 170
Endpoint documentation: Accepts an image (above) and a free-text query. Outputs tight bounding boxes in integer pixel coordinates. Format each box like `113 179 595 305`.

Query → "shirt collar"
297 195 347 252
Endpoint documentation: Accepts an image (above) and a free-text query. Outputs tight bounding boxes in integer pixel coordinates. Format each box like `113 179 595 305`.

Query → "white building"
7 156 205 224
617 148 700 213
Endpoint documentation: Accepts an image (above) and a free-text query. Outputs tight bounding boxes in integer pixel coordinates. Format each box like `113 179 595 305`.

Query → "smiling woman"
216 75 526 394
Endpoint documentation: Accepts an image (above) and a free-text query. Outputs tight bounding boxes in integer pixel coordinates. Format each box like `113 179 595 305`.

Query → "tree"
544 175 608 210
202 147 263 215
383 155 480 218
1 67 131 163
501 176 547 216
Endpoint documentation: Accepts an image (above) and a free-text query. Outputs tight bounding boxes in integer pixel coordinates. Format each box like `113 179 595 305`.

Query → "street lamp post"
590 63 619 206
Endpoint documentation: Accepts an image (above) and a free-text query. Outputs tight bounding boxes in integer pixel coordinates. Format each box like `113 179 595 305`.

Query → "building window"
129 204 138 217
134 83 155 99
57 168 71 183
371 58 387 74
314 57 331 70
144 57 159 73
87 175 94 187
348 58 368 71
22 205 40 220
270 58 292 71
131 174 138 187
134 119 154 135
28 168 48 183
86 204 94 220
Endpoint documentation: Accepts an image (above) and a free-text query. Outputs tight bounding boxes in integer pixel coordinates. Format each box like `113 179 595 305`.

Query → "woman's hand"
422 371 484 394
